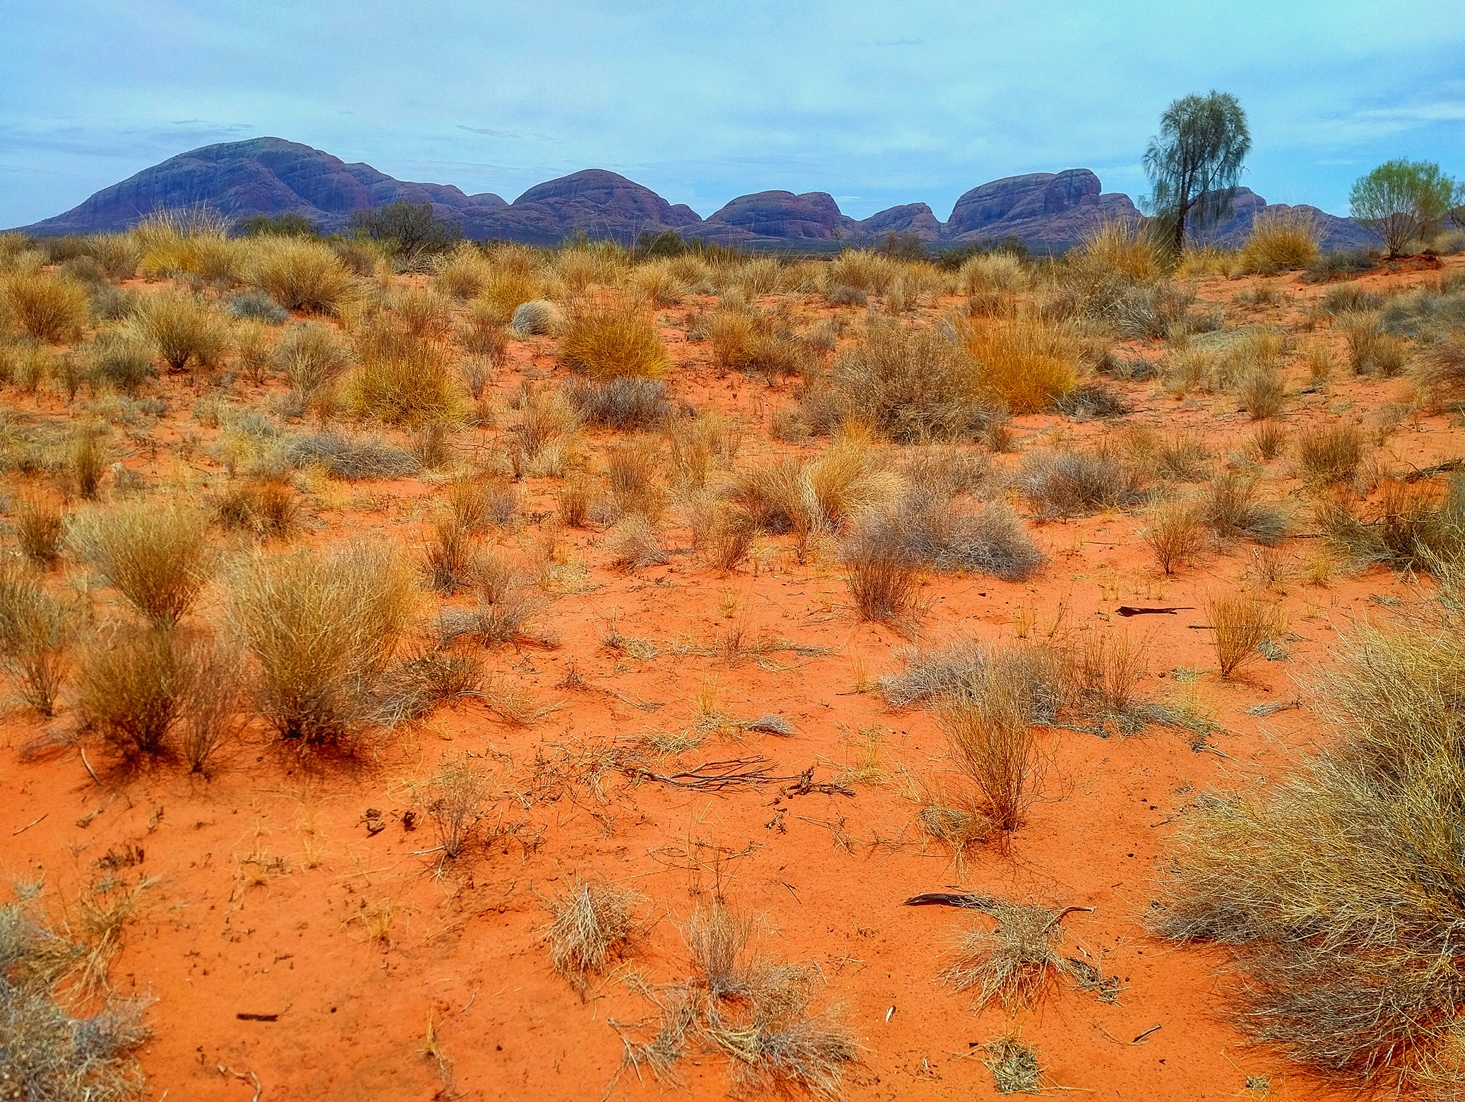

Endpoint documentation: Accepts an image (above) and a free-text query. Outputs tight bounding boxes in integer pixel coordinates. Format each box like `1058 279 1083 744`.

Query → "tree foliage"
1349 159 1458 258
1143 91 1251 254
348 201 462 258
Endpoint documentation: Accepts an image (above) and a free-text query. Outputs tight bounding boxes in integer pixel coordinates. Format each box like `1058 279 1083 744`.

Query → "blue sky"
2 0 1462 228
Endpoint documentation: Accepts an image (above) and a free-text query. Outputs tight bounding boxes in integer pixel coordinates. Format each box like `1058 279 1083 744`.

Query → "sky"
2 0 1462 229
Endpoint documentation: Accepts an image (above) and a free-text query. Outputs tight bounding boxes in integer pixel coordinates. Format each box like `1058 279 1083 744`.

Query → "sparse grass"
1144 498 1204 574
1154 577 1465 1089
604 439 666 521
421 510 478 593
286 431 420 480
546 878 639 992
227 543 416 747
843 550 922 628
437 551 542 647
1 270 90 342
847 495 1042 580
1205 591 1281 680
75 625 187 765
69 425 107 501
0 895 150 1102
423 759 489 859
560 299 670 379
215 478 298 540
276 321 351 401
247 236 355 314
0 567 75 716
1297 423 1364 486
1202 472 1290 545
1340 312 1408 377
1316 476 1465 573
71 502 210 626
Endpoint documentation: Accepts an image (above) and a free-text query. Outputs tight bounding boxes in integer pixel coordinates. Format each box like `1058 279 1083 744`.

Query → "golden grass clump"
132 208 238 281
72 502 211 626
75 625 190 764
246 236 355 314
275 320 351 402
133 290 229 374
1205 591 1281 680
956 251 1028 295
1297 423 1365 486
15 496 65 570
708 309 807 376
1154 574 1465 1089
962 317 1078 413
1237 208 1321 274
214 478 298 541
431 245 495 299
348 314 459 425
559 299 670 379
227 543 416 747
1071 220 1163 282
1 270 90 342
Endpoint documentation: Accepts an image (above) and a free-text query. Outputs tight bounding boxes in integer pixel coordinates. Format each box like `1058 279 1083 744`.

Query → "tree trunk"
1172 192 1190 255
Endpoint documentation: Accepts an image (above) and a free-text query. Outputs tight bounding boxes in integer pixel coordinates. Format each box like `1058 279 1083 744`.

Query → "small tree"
1142 91 1251 254
349 201 462 257
1349 159 1456 258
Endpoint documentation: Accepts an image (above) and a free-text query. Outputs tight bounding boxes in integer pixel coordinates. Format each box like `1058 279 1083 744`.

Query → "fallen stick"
11 813 47 836
1116 606 1195 617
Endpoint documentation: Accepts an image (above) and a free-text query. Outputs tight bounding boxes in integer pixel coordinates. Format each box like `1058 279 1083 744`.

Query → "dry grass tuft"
227 543 416 747
1017 446 1147 518
1317 476 1465 573
846 494 1042 581
843 550 923 628
609 515 670 571
348 315 459 425
546 878 640 992
1238 208 1321 274
15 496 65 570
1205 591 1282 680
1 270 90 342
560 299 670 379
1201 472 1290 545
437 551 543 647
134 291 228 374
247 236 355 314
1297 423 1365 486
984 1035 1043 1095
423 759 489 858
0 567 76 716
939 903 1072 1010
71 502 211 626
564 376 669 430
962 317 1078 413
421 511 478 594
1154 578 1465 1089
215 478 298 541
276 321 351 401
75 625 188 765
1144 499 1204 575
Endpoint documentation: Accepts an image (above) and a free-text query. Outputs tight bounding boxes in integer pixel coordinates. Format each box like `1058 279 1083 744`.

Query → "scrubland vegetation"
1 205 1464 1101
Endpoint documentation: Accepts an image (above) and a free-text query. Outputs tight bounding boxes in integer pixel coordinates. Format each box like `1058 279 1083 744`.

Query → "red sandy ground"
3 257 1461 1101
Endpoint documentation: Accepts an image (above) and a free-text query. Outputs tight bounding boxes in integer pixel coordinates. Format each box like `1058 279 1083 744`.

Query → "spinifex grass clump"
1155 567 1465 1091
559 299 670 379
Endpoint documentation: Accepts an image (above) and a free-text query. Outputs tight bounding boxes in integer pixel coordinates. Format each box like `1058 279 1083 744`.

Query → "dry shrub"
832 317 1003 442
1316 476 1465 573
1420 335 1465 400
564 376 669 430
1298 423 1364 486
1202 473 1290 545
285 431 420 480
939 903 1077 1009
559 299 669 379
843 550 922 627
984 1035 1043 1095
936 649 1054 833
605 439 666 520
133 207 237 279
15 496 64 570
1144 499 1204 575
847 495 1042 581
74 625 188 764
422 511 478 593
609 515 670 571
0 897 150 1102
962 317 1077 414
348 314 458 425
557 480 590 528
89 328 155 395
227 543 416 746
1 270 90 342
432 246 494 299
247 236 354 314
1340 312 1408 377
546 879 640 991
215 478 298 540
134 291 228 374
1205 591 1281 680
390 286 454 340
437 551 542 647
705 509 756 573
275 321 351 399
1238 208 1321 274
1076 630 1146 716
423 759 488 858
1017 446 1147 518
1154 580 1465 1090
0 567 75 716
72 503 210 626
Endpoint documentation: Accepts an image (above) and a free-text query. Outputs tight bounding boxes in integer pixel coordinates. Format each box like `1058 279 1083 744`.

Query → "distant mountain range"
16 136 1378 254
